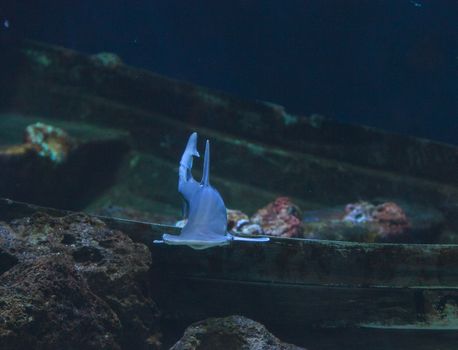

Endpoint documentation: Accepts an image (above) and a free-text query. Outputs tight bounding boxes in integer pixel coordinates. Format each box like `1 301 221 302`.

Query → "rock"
0 212 160 350
0 255 121 350
251 197 303 238
0 224 19 274
91 52 123 68
170 315 305 350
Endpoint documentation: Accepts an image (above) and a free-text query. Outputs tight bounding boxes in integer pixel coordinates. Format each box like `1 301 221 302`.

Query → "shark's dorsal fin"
201 140 210 186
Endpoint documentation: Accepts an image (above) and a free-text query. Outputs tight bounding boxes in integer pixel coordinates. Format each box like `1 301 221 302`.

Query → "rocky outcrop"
170 315 305 350
0 212 160 350
0 255 121 350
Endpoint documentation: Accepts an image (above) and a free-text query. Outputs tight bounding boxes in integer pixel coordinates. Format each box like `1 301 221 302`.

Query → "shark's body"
155 132 269 250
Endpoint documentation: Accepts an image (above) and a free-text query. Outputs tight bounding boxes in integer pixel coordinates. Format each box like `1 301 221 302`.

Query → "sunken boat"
1 38 458 350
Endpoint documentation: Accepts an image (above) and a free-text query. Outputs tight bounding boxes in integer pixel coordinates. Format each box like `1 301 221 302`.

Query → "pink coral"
372 202 410 237
251 197 303 238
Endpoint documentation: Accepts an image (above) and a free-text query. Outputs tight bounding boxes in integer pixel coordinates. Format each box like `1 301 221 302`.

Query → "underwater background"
0 1 457 350
2 0 457 144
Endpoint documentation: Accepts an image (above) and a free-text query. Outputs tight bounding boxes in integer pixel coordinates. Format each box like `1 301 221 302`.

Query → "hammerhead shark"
154 132 269 249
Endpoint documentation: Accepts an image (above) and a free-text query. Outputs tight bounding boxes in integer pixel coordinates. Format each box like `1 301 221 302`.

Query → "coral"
343 201 374 223
251 197 303 238
24 122 75 163
372 202 410 237
227 209 249 231
232 220 264 236
343 201 410 238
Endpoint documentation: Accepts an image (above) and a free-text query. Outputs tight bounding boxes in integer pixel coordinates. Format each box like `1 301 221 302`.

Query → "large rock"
170 315 305 350
0 255 121 350
0 212 160 350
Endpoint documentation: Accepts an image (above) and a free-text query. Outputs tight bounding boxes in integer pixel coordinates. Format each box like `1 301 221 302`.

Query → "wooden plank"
3 198 458 289
152 276 458 332
1 38 457 189
152 277 419 326
2 84 457 210
150 239 458 288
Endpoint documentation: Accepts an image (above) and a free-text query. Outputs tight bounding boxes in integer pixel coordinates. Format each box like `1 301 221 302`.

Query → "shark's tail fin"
179 132 200 184
201 140 210 186
182 132 200 164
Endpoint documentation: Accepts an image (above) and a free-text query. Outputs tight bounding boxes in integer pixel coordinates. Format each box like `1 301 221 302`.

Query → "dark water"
1 1 457 144
0 2 457 350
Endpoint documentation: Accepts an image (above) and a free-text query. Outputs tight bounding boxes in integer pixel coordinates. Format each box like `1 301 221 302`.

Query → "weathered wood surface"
3 198 458 290
1 39 457 186
153 276 458 329
151 242 458 336
150 239 458 288
0 39 457 212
